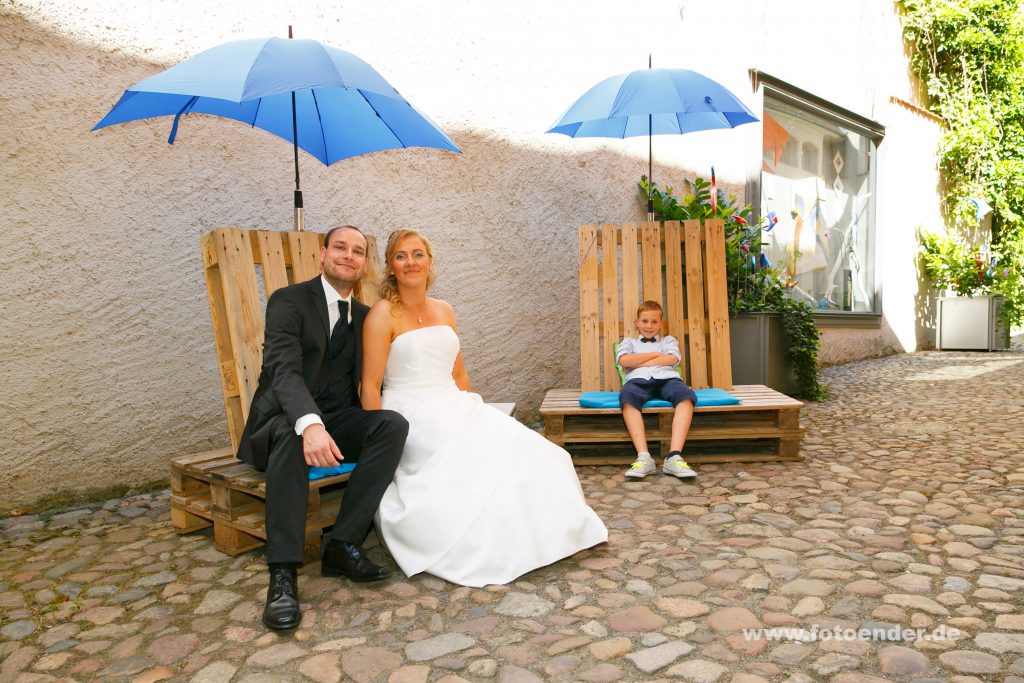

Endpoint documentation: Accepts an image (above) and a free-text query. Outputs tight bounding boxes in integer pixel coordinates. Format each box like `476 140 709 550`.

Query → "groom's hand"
302 424 343 467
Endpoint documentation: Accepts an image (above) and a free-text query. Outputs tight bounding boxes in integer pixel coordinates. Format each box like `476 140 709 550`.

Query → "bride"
360 229 608 587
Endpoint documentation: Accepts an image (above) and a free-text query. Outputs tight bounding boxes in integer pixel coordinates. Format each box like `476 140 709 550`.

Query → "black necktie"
640 336 657 343
330 300 351 358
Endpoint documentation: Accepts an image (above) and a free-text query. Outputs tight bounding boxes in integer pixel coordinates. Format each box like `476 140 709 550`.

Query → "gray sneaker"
624 456 656 478
663 454 697 478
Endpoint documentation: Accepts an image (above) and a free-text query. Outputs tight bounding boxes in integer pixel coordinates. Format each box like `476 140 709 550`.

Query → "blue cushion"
309 463 357 480
578 388 741 409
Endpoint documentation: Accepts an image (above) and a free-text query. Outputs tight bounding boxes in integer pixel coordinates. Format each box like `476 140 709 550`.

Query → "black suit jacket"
236 276 368 470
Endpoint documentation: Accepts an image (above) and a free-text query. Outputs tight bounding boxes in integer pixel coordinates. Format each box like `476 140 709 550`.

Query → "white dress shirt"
615 335 683 383
293 276 353 435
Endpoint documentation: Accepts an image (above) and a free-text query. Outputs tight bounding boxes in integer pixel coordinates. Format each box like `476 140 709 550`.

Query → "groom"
237 225 409 631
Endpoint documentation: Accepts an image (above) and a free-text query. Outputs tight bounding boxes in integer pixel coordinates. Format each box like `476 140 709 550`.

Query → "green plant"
639 176 827 401
901 0 1024 325
919 229 1024 324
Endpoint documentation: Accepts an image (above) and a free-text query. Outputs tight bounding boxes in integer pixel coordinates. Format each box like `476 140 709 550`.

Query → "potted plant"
639 176 827 400
919 230 1021 350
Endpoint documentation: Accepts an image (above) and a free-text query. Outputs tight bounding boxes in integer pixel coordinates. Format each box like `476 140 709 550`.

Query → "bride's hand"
302 424 343 467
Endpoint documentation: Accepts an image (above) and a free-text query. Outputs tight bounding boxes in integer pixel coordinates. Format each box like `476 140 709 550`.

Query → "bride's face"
391 236 432 288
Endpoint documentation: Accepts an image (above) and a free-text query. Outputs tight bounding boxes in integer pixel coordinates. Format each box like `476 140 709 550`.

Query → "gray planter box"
729 312 798 395
936 295 1009 351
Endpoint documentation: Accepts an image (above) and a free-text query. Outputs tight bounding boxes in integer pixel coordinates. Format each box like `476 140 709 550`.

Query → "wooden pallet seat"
540 220 804 464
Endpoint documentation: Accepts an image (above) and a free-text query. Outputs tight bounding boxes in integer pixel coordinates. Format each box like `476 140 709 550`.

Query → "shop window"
756 74 883 314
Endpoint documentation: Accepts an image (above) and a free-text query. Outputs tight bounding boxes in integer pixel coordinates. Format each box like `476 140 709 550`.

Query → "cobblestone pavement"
3 343 1024 683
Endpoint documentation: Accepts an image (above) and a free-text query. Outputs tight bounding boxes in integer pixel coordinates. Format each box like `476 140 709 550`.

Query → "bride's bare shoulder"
366 299 395 325
368 299 391 314
430 298 456 319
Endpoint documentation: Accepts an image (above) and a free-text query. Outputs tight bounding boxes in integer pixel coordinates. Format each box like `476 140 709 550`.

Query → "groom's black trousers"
262 407 408 565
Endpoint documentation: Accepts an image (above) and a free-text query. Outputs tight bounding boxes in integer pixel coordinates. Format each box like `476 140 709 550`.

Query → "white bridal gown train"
375 325 608 587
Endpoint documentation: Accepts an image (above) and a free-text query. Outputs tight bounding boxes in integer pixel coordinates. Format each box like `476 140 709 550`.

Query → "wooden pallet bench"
541 387 803 464
542 220 805 464
170 448 351 562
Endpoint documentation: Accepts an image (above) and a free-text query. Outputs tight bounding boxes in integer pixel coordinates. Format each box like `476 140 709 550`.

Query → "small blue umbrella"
94 30 460 229
547 62 757 217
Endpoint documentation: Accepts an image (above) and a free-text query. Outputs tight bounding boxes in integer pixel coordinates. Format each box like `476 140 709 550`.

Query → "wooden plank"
570 452 803 466
600 224 620 391
544 415 565 437
620 223 640 333
173 448 236 468
254 231 290 297
579 225 601 391
641 221 663 306
214 523 264 556
683 220 709 389
556 429 805 444
191 457 245 474
170 506 210 533
703 219 733 389
662 221 686 379
203 232 244 448
287 231 323 283
210 228 264 444
358 234 382 307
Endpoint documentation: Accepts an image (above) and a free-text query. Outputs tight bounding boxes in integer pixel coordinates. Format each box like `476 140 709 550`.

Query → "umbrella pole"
648 114 654 221
647 54 654 222
292 90 304 232
290 25 304 232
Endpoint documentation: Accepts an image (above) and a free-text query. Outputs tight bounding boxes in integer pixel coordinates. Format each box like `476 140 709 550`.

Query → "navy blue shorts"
619 377 697 411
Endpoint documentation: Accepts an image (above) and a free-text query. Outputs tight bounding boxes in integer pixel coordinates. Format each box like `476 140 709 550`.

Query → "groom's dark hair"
323 225 366 248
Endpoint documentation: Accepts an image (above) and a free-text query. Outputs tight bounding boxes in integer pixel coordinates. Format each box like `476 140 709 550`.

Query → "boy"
617 301 698 479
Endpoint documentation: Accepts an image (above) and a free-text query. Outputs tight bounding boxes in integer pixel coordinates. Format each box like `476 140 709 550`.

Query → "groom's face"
321 228 367 285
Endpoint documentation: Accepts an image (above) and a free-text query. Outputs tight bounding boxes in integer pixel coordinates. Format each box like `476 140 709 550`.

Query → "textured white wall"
1 0 941 508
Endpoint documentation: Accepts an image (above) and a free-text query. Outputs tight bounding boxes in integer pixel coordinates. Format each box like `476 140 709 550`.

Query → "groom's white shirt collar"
320 275 352 326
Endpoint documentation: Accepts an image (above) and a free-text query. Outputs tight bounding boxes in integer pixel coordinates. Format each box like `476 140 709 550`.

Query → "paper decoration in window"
832 149 844 174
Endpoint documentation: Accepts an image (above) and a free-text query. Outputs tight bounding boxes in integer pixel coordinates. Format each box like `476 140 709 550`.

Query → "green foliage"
919 229 1024 324
900 0 1024 318
639 176 827 401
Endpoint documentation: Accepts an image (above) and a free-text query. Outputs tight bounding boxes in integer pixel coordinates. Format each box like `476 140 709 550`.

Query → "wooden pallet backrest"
202 228 382 450
579 220 732 392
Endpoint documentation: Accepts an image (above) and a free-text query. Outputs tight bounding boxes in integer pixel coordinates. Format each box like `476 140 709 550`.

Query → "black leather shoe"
262 566 301 630
322 541 392 582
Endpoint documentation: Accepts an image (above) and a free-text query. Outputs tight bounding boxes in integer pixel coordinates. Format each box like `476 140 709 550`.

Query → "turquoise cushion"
309 463 357 480
579 388 741 409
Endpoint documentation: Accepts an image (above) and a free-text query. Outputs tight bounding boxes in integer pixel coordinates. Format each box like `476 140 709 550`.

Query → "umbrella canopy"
547 67 757 216
547 68 758 138
94 36 460 228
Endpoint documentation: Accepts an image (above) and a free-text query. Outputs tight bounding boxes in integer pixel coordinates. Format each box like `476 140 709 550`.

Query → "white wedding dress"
375 325 608 587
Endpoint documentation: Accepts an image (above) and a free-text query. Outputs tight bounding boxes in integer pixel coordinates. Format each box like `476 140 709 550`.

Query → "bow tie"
640 336 657 343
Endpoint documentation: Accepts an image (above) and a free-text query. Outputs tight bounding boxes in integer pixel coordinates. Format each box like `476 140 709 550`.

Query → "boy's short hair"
636 300 663 318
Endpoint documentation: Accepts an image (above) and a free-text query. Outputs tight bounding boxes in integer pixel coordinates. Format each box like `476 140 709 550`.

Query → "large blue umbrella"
94 31 460 229
547 64 757 217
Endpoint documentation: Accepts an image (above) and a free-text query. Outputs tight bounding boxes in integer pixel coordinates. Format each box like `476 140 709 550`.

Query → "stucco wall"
1 0 942 509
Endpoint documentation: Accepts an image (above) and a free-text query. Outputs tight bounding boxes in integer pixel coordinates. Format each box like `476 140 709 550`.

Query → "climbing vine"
900 0 1024 323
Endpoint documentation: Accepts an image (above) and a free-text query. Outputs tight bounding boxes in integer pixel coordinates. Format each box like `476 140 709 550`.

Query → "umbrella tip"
288 25 293 39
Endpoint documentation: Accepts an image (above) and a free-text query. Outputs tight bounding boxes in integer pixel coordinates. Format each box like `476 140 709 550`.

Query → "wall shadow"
0 12 747 508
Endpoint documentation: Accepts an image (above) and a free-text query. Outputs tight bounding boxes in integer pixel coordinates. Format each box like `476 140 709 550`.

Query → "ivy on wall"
900 0 1024 320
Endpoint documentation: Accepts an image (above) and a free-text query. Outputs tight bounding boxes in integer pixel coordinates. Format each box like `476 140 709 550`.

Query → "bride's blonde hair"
379 229 435 312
